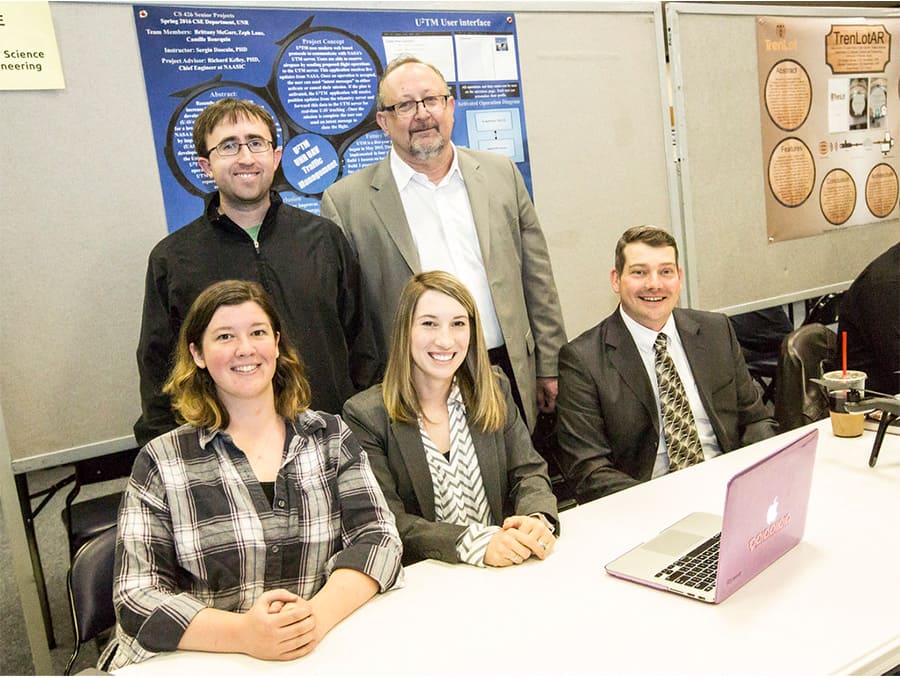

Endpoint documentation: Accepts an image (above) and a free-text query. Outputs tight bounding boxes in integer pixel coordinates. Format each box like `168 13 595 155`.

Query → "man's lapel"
606 309 658 424
457 150 492 264
675 310 716 410
370 157 421 272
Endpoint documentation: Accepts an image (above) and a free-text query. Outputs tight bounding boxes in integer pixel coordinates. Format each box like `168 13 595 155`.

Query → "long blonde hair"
163 280 311 430
382 271 506 431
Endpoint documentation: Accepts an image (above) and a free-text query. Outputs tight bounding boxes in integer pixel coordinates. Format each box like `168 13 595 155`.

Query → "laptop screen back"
715 428 818 601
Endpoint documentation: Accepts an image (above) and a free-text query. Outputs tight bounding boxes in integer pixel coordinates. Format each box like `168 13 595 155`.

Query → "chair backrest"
63 447 138 557
773 323 838 432
65 526 118 674
730 307 794 363
803 292 843 326
70 447 139 488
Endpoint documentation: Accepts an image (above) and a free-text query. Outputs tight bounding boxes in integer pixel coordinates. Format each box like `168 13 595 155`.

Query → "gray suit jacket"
322 147 566 430
342 370 558 565
557 307 778 503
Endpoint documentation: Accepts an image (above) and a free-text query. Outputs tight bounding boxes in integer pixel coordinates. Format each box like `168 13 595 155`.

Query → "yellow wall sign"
0 2 64 90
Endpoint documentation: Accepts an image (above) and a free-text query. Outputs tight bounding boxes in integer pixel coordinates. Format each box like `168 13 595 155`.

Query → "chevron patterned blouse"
419 383 501 566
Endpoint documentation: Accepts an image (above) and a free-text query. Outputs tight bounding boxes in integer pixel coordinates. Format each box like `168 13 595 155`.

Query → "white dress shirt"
619 309 722 477
389 145 504 348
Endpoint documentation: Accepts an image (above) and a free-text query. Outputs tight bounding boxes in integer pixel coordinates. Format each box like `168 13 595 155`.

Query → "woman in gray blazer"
343 271 558 567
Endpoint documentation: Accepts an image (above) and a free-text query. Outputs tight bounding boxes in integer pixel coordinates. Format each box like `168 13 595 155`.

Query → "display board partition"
668 3 900 315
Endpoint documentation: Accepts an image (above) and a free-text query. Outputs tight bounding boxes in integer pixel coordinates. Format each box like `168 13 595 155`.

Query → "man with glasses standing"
321 56 566 432
135 98 379 446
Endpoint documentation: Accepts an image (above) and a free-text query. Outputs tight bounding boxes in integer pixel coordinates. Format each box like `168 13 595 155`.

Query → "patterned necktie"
654 333 704 471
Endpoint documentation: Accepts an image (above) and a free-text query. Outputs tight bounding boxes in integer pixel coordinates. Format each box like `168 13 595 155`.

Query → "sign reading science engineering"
757 16 900 242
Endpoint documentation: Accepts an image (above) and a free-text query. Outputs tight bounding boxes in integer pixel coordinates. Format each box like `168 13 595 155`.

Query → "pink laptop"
605 428 818 603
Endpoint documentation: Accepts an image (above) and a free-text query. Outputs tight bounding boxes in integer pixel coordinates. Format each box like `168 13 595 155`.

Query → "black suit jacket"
557 307 778 503
342 370 558 565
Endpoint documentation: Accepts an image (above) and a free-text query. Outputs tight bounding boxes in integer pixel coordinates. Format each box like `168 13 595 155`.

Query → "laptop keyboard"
655 533 721 592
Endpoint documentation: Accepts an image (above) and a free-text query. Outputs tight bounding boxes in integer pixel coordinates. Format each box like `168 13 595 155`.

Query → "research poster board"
757 16 899 242
133 4 534 231
668 3 899 314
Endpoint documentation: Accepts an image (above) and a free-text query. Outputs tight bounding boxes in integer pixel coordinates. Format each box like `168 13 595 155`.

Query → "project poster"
757 16 900 242
134 5 531 233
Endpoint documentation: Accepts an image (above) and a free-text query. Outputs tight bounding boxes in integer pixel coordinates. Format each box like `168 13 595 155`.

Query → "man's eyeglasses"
209 138 274 156
381 95 449 118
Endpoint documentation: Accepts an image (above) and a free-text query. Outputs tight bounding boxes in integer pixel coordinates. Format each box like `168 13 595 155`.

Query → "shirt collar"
447 380 465 409
198 425 218 449
417 379 466 424
619 306 679 354
196 409 326 450
205 190 282 230
389 143 461 190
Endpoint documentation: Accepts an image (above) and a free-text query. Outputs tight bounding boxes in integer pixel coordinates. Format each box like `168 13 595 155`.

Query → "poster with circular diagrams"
134 6 532 233
757 16 900 241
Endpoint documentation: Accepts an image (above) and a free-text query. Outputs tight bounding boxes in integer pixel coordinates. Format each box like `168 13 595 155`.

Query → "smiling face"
376 62 455 166
611 242 683 331
409 289 470 392
196 113 282 213
189 301 280 411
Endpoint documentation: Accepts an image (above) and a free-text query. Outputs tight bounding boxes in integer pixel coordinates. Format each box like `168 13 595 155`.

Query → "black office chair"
803 292 843 326
531 411 577 512
65 526 118 675
730 308 793 406
773 323 838 432
61 448 137 560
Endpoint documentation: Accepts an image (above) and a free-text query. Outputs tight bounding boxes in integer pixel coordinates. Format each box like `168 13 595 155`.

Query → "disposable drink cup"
829 411 865 437
822 370 866 392
827 388 866 437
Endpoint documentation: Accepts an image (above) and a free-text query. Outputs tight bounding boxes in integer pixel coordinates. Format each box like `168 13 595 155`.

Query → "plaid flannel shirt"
102 409 402 670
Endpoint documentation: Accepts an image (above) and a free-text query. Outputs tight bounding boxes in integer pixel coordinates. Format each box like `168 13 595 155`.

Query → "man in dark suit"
556 225 777 503
321 56 566 432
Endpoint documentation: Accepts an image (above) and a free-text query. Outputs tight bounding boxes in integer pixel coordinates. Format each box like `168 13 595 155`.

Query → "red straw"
842 331 847 377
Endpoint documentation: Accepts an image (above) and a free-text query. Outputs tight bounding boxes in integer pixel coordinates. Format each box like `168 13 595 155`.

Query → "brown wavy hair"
382 271 506 432
163 280 310 430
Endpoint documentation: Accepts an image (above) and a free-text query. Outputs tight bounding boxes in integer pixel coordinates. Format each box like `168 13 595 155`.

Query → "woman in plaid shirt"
101 280 402 670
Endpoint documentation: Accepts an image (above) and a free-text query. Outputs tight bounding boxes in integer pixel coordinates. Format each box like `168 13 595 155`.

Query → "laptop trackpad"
644 530 703 557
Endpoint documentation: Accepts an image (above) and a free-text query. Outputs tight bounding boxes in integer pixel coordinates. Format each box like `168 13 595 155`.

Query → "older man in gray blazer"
557 226 778 504
321 56 566 432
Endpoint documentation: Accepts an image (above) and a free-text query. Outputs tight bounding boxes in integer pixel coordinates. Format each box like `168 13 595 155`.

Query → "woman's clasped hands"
241 589 322 661
484 514 556 567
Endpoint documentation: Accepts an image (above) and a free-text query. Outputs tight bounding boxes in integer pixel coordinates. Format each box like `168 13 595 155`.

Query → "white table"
116 420 899 676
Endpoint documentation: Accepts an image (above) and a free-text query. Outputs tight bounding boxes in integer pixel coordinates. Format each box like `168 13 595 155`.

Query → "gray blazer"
557 307 778 503
342 369 558 565
322 147 567 431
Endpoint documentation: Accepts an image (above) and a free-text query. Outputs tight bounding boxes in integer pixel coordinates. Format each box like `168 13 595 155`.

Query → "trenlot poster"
757 16 899 242
133 5 532 232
